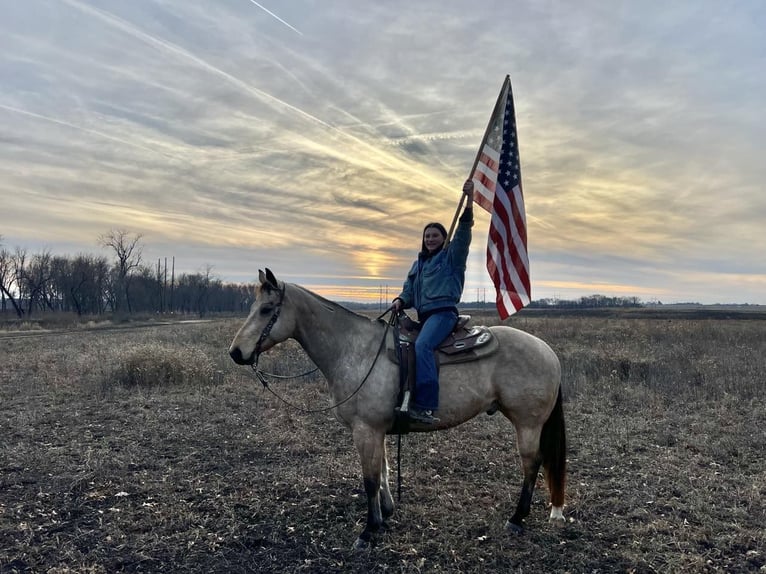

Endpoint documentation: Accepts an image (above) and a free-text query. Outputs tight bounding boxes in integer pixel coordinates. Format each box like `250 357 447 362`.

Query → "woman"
392 179 474 424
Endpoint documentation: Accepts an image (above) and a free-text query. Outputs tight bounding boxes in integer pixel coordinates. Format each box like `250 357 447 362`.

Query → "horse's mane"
289 283 374 322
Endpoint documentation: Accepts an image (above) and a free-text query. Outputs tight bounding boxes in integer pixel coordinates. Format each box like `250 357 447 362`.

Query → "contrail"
245 0 303 36
61 0 327 128
0 102 178 159
60 0 455 193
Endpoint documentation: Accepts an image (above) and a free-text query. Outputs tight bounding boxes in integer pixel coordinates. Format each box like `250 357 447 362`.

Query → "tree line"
1 231 651 319
528 295 643 309
0 231 254 318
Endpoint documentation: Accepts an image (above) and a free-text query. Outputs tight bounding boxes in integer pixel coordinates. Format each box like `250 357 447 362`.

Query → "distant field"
1 311 764 573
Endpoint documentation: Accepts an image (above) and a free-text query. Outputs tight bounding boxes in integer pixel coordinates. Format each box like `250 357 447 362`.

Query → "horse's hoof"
549 506 566 524
505 520 524 534
353 536 370 551
548 515 567 527
549 518 566 528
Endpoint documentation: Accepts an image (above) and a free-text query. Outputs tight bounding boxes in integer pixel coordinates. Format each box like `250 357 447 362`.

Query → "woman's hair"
420 222 448 254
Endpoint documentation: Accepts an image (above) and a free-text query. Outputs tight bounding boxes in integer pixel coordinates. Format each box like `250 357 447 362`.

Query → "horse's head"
229 268 294 366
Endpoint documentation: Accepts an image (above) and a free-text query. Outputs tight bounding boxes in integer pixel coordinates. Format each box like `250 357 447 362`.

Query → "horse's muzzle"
229 346 255 365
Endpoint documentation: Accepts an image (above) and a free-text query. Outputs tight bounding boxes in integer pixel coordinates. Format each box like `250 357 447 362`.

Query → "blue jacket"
397 209 473 315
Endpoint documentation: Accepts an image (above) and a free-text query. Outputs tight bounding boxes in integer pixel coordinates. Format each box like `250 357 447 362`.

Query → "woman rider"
392 179 474 424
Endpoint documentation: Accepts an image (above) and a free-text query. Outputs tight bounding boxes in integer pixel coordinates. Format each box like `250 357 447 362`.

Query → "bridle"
253 282 286 363
247 284 392 414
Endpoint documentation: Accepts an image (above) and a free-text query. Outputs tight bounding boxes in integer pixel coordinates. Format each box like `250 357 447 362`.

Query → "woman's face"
423 227 445 254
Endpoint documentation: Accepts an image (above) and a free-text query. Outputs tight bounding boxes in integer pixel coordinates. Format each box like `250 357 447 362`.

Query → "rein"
249 305 393 415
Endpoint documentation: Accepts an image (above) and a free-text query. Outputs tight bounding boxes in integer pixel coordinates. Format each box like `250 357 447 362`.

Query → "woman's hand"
463 179 475 202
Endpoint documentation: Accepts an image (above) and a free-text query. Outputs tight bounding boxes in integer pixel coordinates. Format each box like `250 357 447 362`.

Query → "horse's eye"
260 305 274 316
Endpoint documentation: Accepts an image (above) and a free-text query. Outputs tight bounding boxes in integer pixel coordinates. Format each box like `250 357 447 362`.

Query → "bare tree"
23 249 53 315
0 237 24 317
98 230 143 313
12 247 27 307
49 254 108 315
81 254 110 315
196 264 214 317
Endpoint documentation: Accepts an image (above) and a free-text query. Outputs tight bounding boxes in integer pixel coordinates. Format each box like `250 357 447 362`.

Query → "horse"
229 268 567 549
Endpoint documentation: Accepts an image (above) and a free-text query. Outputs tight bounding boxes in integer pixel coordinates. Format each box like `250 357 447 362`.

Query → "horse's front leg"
351 424 386 549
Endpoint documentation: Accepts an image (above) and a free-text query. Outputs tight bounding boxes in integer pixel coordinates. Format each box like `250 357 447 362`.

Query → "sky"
1 0 765 306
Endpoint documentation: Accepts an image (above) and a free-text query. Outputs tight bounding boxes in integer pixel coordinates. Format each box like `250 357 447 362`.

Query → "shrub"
105 343 219 390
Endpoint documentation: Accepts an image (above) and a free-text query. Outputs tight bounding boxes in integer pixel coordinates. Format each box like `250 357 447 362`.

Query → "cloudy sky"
2 1 764 306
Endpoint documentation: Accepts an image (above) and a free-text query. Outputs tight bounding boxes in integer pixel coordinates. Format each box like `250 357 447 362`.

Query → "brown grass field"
1 310 764 573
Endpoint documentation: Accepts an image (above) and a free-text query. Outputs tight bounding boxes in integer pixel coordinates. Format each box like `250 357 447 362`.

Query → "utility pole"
163 257 168 313
170 256 175 313
157 258 162 313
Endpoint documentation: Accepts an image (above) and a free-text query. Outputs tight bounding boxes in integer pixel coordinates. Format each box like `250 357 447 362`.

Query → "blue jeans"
414 310 458 411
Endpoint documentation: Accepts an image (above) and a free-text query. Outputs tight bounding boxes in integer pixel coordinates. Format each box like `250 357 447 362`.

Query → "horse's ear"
257 268 279 293
264 268 279 290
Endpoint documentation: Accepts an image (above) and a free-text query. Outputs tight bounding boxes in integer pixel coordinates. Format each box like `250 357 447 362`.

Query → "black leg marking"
355 476 383 549
508 455 542 530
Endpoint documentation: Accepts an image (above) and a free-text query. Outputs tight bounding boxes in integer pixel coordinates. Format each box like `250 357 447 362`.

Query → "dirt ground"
1 315 764 573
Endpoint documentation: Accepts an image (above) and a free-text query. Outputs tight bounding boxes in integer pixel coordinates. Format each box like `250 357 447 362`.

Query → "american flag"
470 76 530 318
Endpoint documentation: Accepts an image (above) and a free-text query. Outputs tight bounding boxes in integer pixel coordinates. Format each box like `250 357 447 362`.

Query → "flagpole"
445 75 510 245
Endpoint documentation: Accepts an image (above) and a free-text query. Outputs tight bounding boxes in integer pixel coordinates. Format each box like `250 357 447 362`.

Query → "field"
1 311 764 573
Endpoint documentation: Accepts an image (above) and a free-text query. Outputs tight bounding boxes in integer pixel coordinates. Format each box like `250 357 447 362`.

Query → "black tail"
540 385 566 507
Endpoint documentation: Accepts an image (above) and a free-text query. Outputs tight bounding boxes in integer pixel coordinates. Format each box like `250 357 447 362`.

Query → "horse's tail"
540 385 566 507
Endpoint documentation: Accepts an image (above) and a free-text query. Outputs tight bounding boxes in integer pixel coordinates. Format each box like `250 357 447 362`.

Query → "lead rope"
388 309 405 503
397 431 403 502
386 309 406 503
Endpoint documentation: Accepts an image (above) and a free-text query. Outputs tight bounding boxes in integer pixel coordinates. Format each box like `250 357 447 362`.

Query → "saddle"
386 313 497 366
386 312 497 435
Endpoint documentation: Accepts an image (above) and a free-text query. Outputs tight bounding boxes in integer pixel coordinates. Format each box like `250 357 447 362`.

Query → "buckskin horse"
229 268 566 549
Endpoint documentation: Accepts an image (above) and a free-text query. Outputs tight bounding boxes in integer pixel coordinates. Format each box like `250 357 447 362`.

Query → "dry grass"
0 312 764 573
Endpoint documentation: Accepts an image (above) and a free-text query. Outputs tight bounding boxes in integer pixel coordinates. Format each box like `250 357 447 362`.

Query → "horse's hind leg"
507 426 543 533
351 425 386 549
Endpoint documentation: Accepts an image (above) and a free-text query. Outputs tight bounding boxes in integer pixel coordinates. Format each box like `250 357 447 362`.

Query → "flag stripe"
488 201 529 303
473 146 499 213
504 185 530 273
